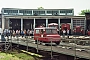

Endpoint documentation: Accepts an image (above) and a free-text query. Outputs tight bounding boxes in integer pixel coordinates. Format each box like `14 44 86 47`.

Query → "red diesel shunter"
61 23 70 30
34 26 61 45
48 23 58 28
73 26 84 35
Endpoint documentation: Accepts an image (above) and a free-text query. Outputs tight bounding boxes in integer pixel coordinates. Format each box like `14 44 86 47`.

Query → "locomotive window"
46 29 57 34
41 29 44 34
49 25 56 28
52 29 57 34
36 29 40 34
46 29 52 34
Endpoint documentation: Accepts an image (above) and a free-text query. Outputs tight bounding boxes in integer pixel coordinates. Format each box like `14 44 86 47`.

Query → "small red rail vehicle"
34 26 61 45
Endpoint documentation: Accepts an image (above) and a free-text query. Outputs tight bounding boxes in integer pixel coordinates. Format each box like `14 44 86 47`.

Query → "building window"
47 10 58 15
36 29 40 34
47 11 52 14
66 10 72 13
60 10 66 13
52 11 58 15
19 10 32 15
19 10 24 13
60 10 66 15
39 11 45 15
66 10 73 15
33 10 45 15
33 11 39 15
4 10 18 13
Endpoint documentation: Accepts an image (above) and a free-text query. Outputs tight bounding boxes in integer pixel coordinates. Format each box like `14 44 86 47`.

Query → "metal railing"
3 35 90 60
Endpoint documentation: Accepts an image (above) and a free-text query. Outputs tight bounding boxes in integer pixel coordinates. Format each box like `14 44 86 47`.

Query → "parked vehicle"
34 26 61 45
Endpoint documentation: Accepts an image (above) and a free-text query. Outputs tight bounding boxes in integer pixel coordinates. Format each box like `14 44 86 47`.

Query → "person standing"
67 29 69 38
21 30 24 37
67 29 69 35
13 30 15 37
63 30 66 38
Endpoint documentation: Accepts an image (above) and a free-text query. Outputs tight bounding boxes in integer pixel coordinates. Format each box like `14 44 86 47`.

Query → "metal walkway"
5 36 90 60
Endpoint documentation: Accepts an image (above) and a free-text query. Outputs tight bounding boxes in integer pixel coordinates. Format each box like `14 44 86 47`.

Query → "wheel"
35 40 41 44
55 42 60 45
45 43 49 46
35 40 37 44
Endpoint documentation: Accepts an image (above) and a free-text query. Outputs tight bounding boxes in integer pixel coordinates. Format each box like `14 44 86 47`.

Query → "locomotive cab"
48 23 59 33
48 23 58 28
61 23 70 35
61 23 70 30
34 27 61 45
63 26 67 31
73 26 84 35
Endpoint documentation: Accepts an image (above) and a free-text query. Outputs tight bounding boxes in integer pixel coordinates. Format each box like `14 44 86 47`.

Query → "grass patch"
0 52 21 60
0 49 42 60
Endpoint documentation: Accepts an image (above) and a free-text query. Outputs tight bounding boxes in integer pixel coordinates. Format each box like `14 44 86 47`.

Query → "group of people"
3 29 34 37
59 29 70 36
62 29 70 36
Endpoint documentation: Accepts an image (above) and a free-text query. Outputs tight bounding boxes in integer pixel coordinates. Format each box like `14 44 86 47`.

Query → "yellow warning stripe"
21 50 43 57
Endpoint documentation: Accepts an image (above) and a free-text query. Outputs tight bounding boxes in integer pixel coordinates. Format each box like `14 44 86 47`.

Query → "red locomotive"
61 23 70 35
48 23 58 28
34 26 61 45
73 26 84 35
48 23 59 31
87 30 90 36
61 23 70 30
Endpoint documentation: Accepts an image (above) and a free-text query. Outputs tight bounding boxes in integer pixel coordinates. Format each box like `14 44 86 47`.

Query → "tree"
38 7 44 10
79 9 90 15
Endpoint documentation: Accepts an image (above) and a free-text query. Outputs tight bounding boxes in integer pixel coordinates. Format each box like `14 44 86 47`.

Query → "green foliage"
79 9 90 15
38 7 44 10
0 52 20 60
0 50 41 60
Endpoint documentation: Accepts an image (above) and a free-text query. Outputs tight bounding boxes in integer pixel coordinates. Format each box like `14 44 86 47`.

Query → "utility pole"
51 38 53 59
26 37 28 52
37 37 38 53
74 35 77 60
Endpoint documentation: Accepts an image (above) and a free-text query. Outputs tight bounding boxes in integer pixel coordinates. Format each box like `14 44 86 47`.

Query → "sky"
0 0 90 15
